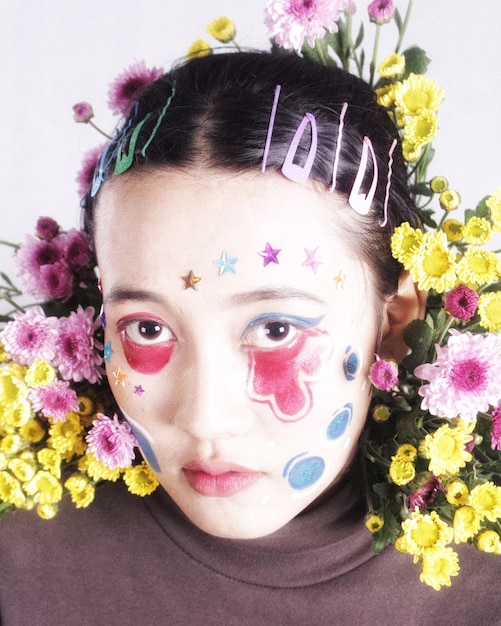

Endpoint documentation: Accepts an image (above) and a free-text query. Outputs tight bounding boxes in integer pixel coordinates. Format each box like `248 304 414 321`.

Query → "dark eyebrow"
228 287 326 306
103 288 165 305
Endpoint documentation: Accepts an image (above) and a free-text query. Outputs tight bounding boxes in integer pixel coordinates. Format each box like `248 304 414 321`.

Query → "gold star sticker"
182 270 202 290
113 368 126 386
333 270 345 290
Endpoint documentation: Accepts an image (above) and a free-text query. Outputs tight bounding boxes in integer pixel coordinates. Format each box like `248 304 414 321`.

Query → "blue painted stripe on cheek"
128 424 162 474
327 403 353 440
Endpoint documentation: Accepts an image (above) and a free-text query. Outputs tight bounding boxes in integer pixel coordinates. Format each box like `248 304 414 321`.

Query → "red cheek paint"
246 328 333 422
121 336 174 374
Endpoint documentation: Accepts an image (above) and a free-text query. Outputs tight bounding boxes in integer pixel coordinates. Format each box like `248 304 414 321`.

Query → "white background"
2 0 501 296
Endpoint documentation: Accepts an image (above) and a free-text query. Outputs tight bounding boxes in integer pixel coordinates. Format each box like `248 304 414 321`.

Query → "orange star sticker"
182 270 202 290
113 368 127 386
333 270 345 290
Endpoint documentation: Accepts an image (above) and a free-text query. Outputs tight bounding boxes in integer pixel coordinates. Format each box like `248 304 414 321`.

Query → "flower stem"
369 24 381 88
395 0 415 54
88 120 113 140
0 240 19 249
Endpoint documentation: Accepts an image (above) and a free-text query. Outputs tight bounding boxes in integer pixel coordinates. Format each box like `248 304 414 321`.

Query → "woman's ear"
379 271 427 362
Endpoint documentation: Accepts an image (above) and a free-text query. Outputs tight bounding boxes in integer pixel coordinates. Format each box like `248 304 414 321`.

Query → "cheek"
121 337 175 374
246 329 334 422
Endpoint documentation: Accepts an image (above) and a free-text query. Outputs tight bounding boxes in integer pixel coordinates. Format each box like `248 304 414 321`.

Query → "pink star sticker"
302 247 323 274
258 242 281 266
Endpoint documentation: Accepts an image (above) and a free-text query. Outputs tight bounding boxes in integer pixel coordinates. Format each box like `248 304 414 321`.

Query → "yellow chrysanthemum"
390 222 425 267
37 448 62 478
375 83 398 109
77 396 94 417
0 433 24 455
478 292 501 332
389 456 415 485
419 546 459 591
462 217 492 246
186 39 212 60
0 471 26 507
439 189 461 211
65 473 95 508
404 111 438 147
19 419 46 443
8 458 36 483
0 343 8 362
24 470 63 505
47 412 85 458
486 187 501 231
445 479 469 506
420 423 472 477
0 452 7 470
206 16 236 43
469 482 501 522
3 400 32 428
430 176 449 193
364 512 385 533
82 452 121 482
456 248 498 288
395 73 444 116
36 503 58 519
24 359 56 388
123 462 159 496
372 404 391 422
401 138 423 163
0 364 29 405
377 53 405 79
396 443 418 462
453 505 482 543
408 231 457 293
400 510 453 557
441 219 464 243
476 529 501 554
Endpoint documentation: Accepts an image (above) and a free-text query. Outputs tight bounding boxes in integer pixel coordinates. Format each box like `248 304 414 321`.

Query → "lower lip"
183 469 262 497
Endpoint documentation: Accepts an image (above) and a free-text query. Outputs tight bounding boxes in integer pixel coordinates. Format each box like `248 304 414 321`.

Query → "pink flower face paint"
245 316 333 422
118 314 175 375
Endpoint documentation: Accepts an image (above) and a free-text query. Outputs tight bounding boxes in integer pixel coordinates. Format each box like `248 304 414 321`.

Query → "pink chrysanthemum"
53 306 103 384
86 413 138 469
414 330 501 421
35 216 60 241
491 404 501 451
444 284 479 321
264 0 354 52
0 307 58 365
60 229 93 269
107 61 164 116
72 102 94 123
29 379 79 422
408 475 443 510
367 0 395 24
76 144 105 198
369 355 399 392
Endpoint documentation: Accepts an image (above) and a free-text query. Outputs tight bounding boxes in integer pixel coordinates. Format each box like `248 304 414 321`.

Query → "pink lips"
182 460 262 497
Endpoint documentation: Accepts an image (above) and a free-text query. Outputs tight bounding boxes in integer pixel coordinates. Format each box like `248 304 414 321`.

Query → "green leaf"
402 46 431 76
354 22 364 49
394 7 403 34
402 319 435 371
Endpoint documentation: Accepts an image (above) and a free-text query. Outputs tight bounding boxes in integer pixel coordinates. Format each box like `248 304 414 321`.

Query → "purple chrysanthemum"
265 0 355 52
29 379 79 422
415 330 501 421
408 475 443 510
76 144 105 198
0 307 58 365
367 0 395 24
60 229 93 269
53 306 103 384
72 102 94 123
107 61 164 116
491 404 501 451
369 355 399 392
86 413 138 469
35 216 60 241
444 284 479 321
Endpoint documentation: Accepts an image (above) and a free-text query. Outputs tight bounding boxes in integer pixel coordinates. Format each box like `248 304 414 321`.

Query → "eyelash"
118 317 175 346
241 314 324 350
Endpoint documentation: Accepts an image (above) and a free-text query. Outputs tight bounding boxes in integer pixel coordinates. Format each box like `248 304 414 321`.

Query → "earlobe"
379 271 427 362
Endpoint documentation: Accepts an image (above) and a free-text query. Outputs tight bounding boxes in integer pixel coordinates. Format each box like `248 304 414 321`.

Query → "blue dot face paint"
343 345 362 381
283 453 326 490
326 403 353 440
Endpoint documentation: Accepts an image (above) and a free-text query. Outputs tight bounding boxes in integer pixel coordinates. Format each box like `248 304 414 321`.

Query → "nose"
172 345 254 441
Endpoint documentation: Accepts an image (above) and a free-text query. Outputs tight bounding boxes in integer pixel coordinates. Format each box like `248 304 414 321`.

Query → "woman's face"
95 168 384 539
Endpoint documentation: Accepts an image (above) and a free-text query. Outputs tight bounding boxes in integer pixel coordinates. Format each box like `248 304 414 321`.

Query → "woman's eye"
121 319 174 346
242 319 299 349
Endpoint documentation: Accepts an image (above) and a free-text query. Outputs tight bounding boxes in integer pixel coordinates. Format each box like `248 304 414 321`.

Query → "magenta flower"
444 284 479 321
60 229 93 269
107 61 164 116
53 306 103 384
491 404 501 451
72 102 94 123
76 144 105 198
86 413 138 469
38 261 74 301
0 307 58 365
369 355 399 392
367 0 395 24
264 0 355 52
414 330 501 421
408 475 443 510
35 217 60 240
29 379 79 422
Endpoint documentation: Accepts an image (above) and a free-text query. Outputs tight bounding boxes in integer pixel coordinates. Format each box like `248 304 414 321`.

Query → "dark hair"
82 51 421 299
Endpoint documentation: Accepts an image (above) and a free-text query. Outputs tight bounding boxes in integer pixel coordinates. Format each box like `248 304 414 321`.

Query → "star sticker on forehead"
333 270 346 290
258 242 281 266
113 368 126 386
182 270 202 290
302 247 323 274
214 251 238 275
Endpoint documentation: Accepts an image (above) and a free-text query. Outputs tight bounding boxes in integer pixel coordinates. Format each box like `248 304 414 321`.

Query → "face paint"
343 345 362 381
246 327 333 422
283 452 325 490
121 335 174 375
122 410 161 473
326 402 353 440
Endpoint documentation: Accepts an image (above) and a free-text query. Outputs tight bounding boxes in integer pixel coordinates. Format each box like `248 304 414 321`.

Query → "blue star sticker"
214 251 238 275
104 340 113 362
